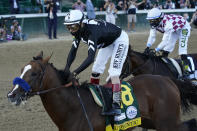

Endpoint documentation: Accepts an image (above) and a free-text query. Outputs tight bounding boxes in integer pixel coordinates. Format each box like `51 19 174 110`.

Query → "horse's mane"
32 55 70 85
48 62 90 90
128 46 165 63
32 55 98 90
49 63 69 85
120 46 168 79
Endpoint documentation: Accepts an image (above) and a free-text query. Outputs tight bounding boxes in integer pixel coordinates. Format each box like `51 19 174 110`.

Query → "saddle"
88 81 141 130
91 83 113 111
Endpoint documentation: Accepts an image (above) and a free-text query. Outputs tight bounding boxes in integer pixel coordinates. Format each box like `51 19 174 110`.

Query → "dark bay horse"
7 52 197 131
121 47 197 110
121 46 197 79
122 47 197 93
121 48 197 131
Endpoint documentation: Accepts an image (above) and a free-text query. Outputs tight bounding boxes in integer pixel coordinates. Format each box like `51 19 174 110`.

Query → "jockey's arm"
73 38 97 75
64 39 80 71
156 30 172 52
146 28 156 48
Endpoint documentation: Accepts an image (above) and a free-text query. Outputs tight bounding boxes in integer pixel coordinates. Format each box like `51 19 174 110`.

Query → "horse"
120 47 197 131
122 46 197 97
7 51 197 131
121 46 197 80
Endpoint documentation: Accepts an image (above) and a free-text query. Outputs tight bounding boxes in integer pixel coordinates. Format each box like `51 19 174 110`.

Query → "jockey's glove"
144 47 150 55
71 72 80 86
155 47 161 52
72 72 79 80
72 72 78 77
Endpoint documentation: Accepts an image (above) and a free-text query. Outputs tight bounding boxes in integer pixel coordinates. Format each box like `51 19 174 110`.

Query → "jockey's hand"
144 47 150 55
148 49 157 57
154 48 162 57
71 72 79 86
72 72 78 79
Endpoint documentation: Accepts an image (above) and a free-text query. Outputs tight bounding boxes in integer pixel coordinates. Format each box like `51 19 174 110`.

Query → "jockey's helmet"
146 8 164 28
64 10 84 34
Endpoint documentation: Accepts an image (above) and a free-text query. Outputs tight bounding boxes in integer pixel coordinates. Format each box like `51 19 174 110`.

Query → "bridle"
27 60 94 131
18 60 94 131
24 60 73 97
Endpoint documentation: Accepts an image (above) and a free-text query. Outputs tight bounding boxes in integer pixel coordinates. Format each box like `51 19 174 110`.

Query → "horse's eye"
31 72 37 76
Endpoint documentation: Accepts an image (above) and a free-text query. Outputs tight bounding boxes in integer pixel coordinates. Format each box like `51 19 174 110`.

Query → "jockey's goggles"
66 24 79 33
148 18 161 27
148 18 160 23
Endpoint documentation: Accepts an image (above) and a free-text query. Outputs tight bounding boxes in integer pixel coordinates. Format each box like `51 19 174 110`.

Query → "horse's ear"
43 52 53 64
33 51 43 60
37 51 43 58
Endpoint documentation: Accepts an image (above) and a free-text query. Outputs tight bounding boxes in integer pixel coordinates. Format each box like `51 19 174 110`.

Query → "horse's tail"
171 78 197 113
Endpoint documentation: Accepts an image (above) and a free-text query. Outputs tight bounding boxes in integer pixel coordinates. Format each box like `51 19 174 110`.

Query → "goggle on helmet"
64 10 85 33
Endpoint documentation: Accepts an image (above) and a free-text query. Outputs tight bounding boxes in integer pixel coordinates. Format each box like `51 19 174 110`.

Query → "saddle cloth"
89 81 141 131
162 55 197 80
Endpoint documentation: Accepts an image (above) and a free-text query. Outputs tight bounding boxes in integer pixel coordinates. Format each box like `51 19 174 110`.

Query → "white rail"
0 9 196 19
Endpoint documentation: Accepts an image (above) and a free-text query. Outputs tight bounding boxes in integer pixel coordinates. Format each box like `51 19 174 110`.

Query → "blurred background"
0 0 196 38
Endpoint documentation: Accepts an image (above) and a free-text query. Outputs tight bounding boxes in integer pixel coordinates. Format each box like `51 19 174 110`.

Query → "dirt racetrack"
1 29 197 131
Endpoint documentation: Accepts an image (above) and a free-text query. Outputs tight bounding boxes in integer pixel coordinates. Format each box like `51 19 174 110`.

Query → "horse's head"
7 51 51 106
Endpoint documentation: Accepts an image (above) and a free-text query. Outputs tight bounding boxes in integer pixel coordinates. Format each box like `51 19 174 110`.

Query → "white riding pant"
158 22 191 55
92 31 129 77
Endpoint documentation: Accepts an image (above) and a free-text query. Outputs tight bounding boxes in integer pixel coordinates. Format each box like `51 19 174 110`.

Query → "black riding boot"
181 54 191 78
101 84 121 116
162 50 169 57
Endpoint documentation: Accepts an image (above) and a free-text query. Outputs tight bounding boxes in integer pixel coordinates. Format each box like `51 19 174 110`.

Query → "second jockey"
144 8 191 77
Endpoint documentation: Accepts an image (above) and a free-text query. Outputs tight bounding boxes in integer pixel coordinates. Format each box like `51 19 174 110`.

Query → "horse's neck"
40 85 78 111
130 52 176 77
130 52 153 75
42 66 62 91
40 65 75 102
39 66 81 124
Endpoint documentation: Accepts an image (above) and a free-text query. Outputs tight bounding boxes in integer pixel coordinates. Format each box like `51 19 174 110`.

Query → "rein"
30 82 73 95
27 60 94 131
72 79 94 131
121 55 152 79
